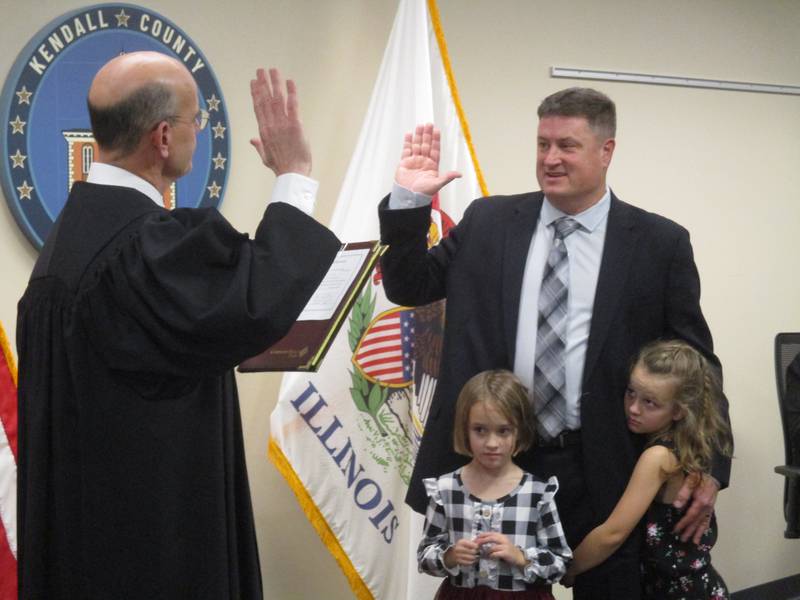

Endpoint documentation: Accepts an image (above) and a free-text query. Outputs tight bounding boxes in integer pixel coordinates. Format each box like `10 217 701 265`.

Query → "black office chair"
774 332 800 538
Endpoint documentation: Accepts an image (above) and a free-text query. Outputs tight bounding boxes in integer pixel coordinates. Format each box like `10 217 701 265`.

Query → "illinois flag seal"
0 3 229 250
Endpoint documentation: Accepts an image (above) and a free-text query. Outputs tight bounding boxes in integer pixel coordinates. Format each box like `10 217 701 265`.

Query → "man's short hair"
537 87 616 139
87 82 177 156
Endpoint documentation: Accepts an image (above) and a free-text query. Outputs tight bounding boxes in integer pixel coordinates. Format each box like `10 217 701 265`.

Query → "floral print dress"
641 446 729 599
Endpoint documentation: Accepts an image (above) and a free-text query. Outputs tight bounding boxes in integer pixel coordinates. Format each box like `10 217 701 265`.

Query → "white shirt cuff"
388 182 432 209
271 173 318 216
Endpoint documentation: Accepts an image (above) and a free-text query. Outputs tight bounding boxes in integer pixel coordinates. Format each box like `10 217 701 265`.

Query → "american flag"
352 308 415 386
0 321 18 600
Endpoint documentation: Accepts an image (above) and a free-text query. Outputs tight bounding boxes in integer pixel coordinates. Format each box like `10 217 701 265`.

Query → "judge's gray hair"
87 82 178 156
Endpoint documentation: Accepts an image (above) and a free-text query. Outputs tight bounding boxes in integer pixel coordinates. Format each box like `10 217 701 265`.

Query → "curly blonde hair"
636 340 733 475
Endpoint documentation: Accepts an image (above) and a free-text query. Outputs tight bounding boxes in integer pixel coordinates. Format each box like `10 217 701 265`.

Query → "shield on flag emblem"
352 307 415 387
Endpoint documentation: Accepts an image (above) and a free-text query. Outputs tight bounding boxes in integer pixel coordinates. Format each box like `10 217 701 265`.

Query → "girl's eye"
625 387 635 397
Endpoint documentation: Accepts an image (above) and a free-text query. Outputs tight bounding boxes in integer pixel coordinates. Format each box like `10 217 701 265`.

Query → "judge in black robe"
16 55 339 599
16 182 339 598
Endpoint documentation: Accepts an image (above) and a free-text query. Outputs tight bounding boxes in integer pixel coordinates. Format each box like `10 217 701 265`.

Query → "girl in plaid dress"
564 340 733 599
417 370 572 600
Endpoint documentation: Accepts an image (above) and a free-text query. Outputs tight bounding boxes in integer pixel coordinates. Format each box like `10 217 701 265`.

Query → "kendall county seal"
1 3 230 250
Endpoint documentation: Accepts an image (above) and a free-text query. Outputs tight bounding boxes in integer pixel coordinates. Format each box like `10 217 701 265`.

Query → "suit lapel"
583 193 640 385
503 193 543 365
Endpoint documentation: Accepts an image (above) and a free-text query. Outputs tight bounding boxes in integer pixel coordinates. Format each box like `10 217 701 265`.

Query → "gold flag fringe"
268 438 374 599
0 321 17 388
427 0 490 197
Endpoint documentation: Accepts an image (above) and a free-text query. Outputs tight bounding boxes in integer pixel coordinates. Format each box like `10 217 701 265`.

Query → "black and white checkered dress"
417 469 572 591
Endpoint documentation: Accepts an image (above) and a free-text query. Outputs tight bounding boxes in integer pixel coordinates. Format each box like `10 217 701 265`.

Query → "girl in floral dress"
563 340 732 599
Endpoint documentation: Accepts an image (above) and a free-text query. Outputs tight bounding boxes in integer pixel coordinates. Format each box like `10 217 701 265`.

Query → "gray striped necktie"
533 216 582 440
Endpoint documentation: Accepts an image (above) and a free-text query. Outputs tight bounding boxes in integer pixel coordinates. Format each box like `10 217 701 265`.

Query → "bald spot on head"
87 51 197 157
88 51 194 109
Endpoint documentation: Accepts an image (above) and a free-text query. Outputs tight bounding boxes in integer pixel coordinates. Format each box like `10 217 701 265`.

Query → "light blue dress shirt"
513 191 610 431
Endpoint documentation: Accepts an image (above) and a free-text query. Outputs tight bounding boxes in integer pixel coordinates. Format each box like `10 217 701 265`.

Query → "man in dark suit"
378 88 730 598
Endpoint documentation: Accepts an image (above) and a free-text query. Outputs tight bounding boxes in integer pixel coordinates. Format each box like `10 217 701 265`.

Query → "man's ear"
601 138 615 168
150 121 171 160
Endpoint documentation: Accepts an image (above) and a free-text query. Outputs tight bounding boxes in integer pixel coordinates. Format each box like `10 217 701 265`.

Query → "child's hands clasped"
443 538 481 568
444 534 528 569
474 532 527 568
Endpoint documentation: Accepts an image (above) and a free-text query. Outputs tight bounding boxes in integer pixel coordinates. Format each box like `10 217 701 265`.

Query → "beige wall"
1 1 798 597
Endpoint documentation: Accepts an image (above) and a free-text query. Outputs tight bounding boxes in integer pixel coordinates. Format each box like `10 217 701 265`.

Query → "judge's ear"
150 120 172 160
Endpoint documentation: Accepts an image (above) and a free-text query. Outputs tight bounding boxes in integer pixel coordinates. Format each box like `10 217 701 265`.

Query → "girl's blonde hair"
453 369 535 457
636 340 733 474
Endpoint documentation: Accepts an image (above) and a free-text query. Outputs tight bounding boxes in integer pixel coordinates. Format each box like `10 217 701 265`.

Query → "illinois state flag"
0 322 18 600
269 0 486 598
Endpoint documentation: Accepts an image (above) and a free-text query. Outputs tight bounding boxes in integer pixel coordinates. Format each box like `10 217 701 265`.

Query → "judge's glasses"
168 109 209 131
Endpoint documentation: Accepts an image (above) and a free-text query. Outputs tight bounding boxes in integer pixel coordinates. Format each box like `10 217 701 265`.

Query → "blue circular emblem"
1 3 230 250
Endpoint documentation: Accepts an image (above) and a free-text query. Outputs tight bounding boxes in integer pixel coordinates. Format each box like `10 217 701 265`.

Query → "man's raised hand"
395 123 461 196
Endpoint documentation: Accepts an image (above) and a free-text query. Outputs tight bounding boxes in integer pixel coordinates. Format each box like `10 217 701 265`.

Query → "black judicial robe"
16 182 340 599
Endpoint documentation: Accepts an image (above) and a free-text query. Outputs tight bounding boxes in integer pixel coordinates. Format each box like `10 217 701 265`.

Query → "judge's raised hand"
395 123 461 196
672 472 719 544
250 67 311 177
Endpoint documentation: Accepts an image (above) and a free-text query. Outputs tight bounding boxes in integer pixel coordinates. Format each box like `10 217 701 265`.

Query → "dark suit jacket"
378 188 728 542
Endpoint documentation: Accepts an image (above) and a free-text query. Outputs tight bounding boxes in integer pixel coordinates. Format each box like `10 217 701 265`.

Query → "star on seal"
206 94 221 112
10 116 26 134
212 152 226 170
10 149 27 168
115 9 131 27
16 86 33 105
17 180 34 200
206 181 222 198
211 122 226 139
